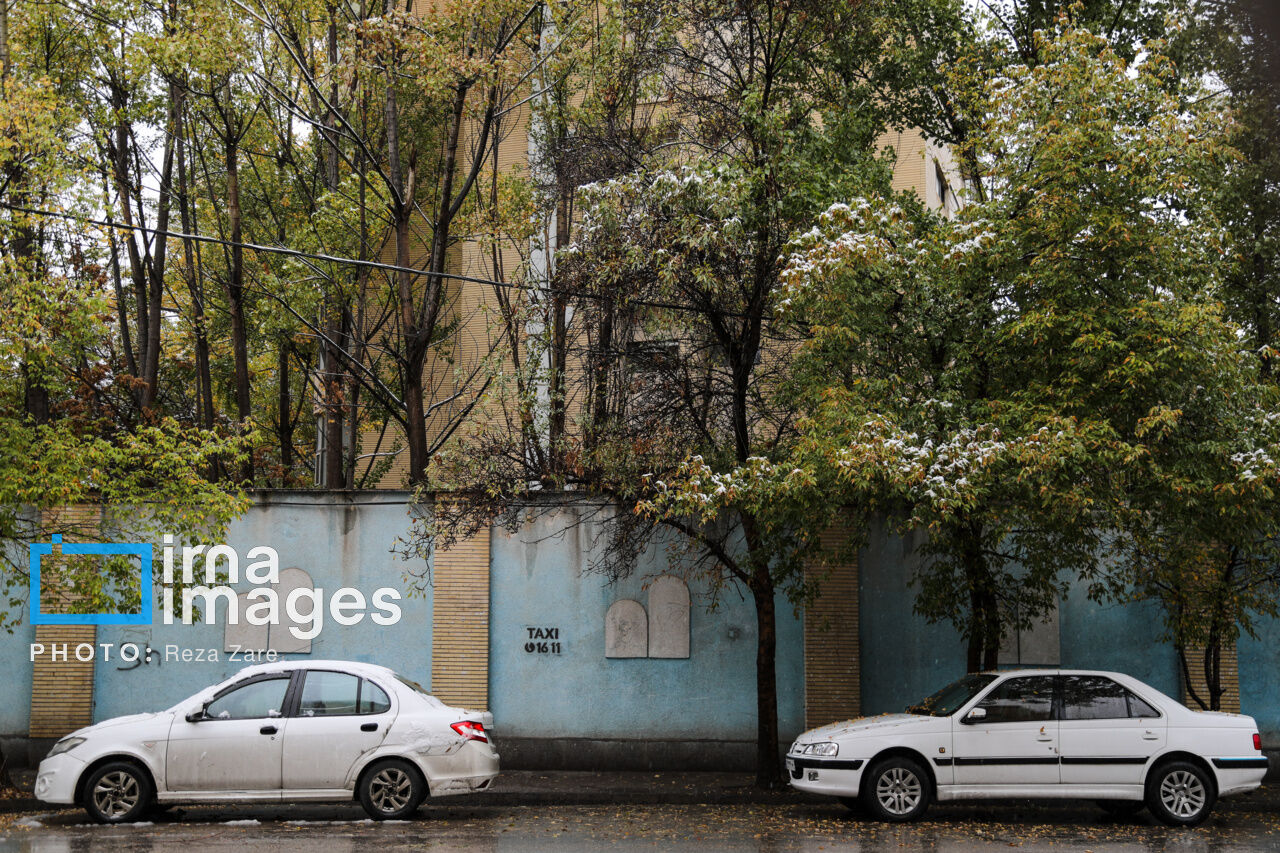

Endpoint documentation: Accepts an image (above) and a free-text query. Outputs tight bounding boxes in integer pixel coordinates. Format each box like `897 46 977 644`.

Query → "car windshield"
906 673 998 717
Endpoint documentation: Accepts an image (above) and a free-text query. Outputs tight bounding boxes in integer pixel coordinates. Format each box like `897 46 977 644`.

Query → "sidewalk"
1 769 817 814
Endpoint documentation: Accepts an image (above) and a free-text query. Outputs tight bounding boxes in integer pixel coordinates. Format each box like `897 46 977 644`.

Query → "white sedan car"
35 660 499 822
789 669 1266 826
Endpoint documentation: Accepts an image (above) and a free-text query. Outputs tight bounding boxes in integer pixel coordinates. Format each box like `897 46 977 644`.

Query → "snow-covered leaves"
644 15 1273 660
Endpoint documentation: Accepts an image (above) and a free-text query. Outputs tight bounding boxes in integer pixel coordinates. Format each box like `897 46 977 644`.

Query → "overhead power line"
1 202 756 320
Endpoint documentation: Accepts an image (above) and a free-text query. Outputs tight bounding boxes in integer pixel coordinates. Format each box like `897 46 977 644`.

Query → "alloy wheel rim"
370 767 413 813
92 770 140 819
1159 770 1206 819
876 766 922 815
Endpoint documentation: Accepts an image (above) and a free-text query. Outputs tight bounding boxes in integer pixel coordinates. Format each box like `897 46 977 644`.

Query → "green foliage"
0 417 252 630
667 16 1246 671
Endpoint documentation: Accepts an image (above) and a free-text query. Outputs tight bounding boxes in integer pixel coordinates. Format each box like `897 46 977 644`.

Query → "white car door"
951 675 1060 786
1058 675 1166 786
165 674 291 794
280 670 393 791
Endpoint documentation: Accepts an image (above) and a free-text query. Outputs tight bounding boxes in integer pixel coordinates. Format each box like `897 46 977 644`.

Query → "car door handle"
361 723 378 732
260 725 278 735
1142 731 1160 740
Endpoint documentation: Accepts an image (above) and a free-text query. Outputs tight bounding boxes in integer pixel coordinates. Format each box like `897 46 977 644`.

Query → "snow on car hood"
66 712 168 740
799 713 938 743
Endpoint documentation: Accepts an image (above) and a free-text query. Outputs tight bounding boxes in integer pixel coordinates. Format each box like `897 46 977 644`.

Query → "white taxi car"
35 660 498 822
789 669 1266 825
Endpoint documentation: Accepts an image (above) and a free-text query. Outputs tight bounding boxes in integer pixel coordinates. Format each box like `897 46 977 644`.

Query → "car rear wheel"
1096 798 1145 818
359 759 425 820
1145 760 1216 827
860 757 931 822
82 761 152 824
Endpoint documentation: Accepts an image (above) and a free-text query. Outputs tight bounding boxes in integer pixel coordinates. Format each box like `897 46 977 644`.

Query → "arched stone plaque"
605 599 648 658
270 566 315 653
648 575 690 659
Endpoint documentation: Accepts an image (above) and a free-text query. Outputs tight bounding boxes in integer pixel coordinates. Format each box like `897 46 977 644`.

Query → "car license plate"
785 759 795 772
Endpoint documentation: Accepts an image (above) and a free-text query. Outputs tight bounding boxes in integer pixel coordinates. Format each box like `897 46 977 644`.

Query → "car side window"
1128 693 1160 719
1062 676 1158 720
976 676 1055 723
299 671 361 717
359 680 391 714
205 677 290 720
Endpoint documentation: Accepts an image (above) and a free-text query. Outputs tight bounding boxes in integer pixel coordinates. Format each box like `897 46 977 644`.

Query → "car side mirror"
185 703 209 723
962 707 987 725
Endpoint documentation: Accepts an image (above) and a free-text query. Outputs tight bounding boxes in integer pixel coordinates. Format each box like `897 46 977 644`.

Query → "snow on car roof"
234 658 398 679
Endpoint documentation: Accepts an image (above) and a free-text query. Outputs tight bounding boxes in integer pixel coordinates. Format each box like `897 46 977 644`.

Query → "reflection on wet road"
3 800 1279 852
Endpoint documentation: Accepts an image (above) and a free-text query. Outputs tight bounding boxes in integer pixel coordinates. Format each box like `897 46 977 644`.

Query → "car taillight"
1254 733 1262 751
451 720 488 743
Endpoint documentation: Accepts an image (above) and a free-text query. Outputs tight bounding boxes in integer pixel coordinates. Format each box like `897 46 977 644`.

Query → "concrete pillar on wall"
29 506 102 738
803 523 860 728
430 523 492 709
1183 644 1241 713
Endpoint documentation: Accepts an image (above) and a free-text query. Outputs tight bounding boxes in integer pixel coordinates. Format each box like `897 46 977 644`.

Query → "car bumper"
1212 756 1268 797
422 739 500 797
35 752 86 805
786 754 865 797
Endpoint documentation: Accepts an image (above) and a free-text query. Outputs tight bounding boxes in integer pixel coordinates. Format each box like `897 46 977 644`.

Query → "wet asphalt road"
4 798 1280 852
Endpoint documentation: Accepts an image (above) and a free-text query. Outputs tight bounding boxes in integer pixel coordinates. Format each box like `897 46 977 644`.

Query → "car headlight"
801 741 839 757
46 736 86 758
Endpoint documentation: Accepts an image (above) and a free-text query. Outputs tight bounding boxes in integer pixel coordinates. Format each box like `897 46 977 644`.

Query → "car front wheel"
860 756 931 822
359 759 425 820
82 761 152 824
1145 760 1216 827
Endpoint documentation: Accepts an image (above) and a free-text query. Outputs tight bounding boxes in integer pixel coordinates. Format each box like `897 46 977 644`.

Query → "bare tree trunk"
323 304 346 486
1180 644 1209 710
141 82 178 411
743 516 781 789
963 523 999 672
278 338 294 479
0 0 10 86
383 78 430 484
547 188 571 472
224 132 253 481
319 3 348 488
107 74 151 411
590 295 614 439
175 95 214 430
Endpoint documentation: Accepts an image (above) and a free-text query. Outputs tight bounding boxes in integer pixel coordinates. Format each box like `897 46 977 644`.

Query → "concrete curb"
0 798 42 814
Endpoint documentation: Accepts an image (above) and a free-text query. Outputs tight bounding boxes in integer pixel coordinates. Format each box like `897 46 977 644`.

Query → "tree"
1087 0 1280 709
1097 373 1280 710
0 0 253 788
694 18 1238 673
420 0 951 787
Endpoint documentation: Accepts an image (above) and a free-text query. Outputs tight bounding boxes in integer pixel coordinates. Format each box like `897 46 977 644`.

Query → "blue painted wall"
488 507 806 741
1057 583 1180 698
858 520 967 715
0 621 36 734
90 492 433 722
7 492 1276 753
1238 617 1280 744
859 519 1183 716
